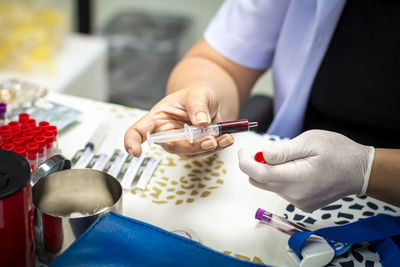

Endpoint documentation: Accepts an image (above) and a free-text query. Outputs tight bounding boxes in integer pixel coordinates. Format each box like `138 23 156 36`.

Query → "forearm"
367 148 400 207
167 38 265 121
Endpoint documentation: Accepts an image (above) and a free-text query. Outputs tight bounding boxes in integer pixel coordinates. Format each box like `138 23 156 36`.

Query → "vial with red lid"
0 125 10 135
12 136 25 147
0 102 6 125
2 143 14 151
1 132 13 144
39 121 50 131
26 142 39 170
23 131 35 144
47 125 58 149
18 113 30 124
14 146 27 158
44 131 55 158
25 119 36 128
31 126 42 136
34 135 46 165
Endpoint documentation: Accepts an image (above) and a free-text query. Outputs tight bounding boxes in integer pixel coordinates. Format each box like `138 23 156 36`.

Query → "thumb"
262 139 309 165
184 87 218 126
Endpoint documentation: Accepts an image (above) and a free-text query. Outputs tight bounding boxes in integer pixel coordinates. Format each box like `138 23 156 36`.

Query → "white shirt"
204 0 346 138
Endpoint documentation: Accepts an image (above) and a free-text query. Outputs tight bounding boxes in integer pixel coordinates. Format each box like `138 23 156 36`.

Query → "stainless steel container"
32 164 122 264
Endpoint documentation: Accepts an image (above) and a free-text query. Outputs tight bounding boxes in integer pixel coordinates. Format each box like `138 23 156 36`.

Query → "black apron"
303 0 400 148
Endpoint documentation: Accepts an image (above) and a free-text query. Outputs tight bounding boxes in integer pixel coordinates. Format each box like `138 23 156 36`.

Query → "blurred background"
0 0 272 110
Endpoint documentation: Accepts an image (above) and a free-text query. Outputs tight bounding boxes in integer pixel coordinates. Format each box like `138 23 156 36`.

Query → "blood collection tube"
26 142 39 170
19 124 30 136
31 126 42 136
25 119 36 128
12 136 25 147
2 143 14 151
44 131 55 158
8 121 19 131
1 132 13 144
18 113 30 125
39 121 50 133
9 121 20 138
34 135 46 165
0 139 3 148
255 208 309 235
48 125 58 149
0 102 6 125
0 125 10 135
14 146 27 158
23 131 35 144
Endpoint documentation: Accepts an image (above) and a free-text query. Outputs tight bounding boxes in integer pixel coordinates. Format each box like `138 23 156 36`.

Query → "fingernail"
201 139 217 150
195 112 210 124
128 149 133 155
218 136 233 148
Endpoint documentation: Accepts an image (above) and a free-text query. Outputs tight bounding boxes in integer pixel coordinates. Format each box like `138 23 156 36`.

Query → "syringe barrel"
147 128 187 144
190 124 220 140
217 119 254 134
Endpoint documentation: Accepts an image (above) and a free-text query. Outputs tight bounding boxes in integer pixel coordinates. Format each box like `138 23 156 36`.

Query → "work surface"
45 92 399 267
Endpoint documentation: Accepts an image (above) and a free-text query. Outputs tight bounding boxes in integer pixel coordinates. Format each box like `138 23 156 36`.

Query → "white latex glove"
238 130 375 212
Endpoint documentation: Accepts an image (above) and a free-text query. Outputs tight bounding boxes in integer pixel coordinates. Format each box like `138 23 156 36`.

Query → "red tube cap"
8 121 19 131
14 146 27 157
1 132 13 144
31 126 42 136
23 131 35 143
18 113 30 124
26 142 39 154
2 143 14 151
25 118 36 127
12 136 25 146
48 125 58 136
0 125 10 134
254 151 267 164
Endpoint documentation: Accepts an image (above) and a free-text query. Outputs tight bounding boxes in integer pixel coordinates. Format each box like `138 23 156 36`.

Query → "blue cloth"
204 0 346 138
288 214 400 266
51 212 265 267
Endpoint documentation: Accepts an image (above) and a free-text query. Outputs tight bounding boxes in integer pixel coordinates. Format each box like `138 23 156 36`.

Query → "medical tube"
255 208 309 235
0 103 6 126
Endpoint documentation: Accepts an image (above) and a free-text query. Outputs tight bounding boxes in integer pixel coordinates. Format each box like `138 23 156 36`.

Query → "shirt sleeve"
204 0 290 70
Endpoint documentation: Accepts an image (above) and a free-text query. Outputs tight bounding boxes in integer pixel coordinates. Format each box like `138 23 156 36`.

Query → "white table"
43 92 399 267
0 35 109 102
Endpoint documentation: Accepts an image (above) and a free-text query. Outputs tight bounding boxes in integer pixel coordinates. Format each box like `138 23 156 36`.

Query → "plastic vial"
0 103 6 126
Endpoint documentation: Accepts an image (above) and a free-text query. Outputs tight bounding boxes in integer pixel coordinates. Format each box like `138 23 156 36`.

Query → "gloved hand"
238 130 375 212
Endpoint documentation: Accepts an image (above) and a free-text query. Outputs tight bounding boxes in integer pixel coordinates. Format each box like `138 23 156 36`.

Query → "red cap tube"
8 121 19 131
47 125 58 136
1 132 13 144
26 142 39 160
2 143 14 151
12 136 25 147
23 131 35 143
34 135 46 153
14 146 27 157
44 131 54 148
25 119 36 127
0 125 10 135
31 126 42 136
18 113 30 124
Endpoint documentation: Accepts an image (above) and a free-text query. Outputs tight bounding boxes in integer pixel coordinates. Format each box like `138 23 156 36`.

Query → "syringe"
147 119 258 144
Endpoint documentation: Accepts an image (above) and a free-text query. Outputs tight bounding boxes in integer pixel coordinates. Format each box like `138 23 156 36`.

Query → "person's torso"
303 0 400 148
